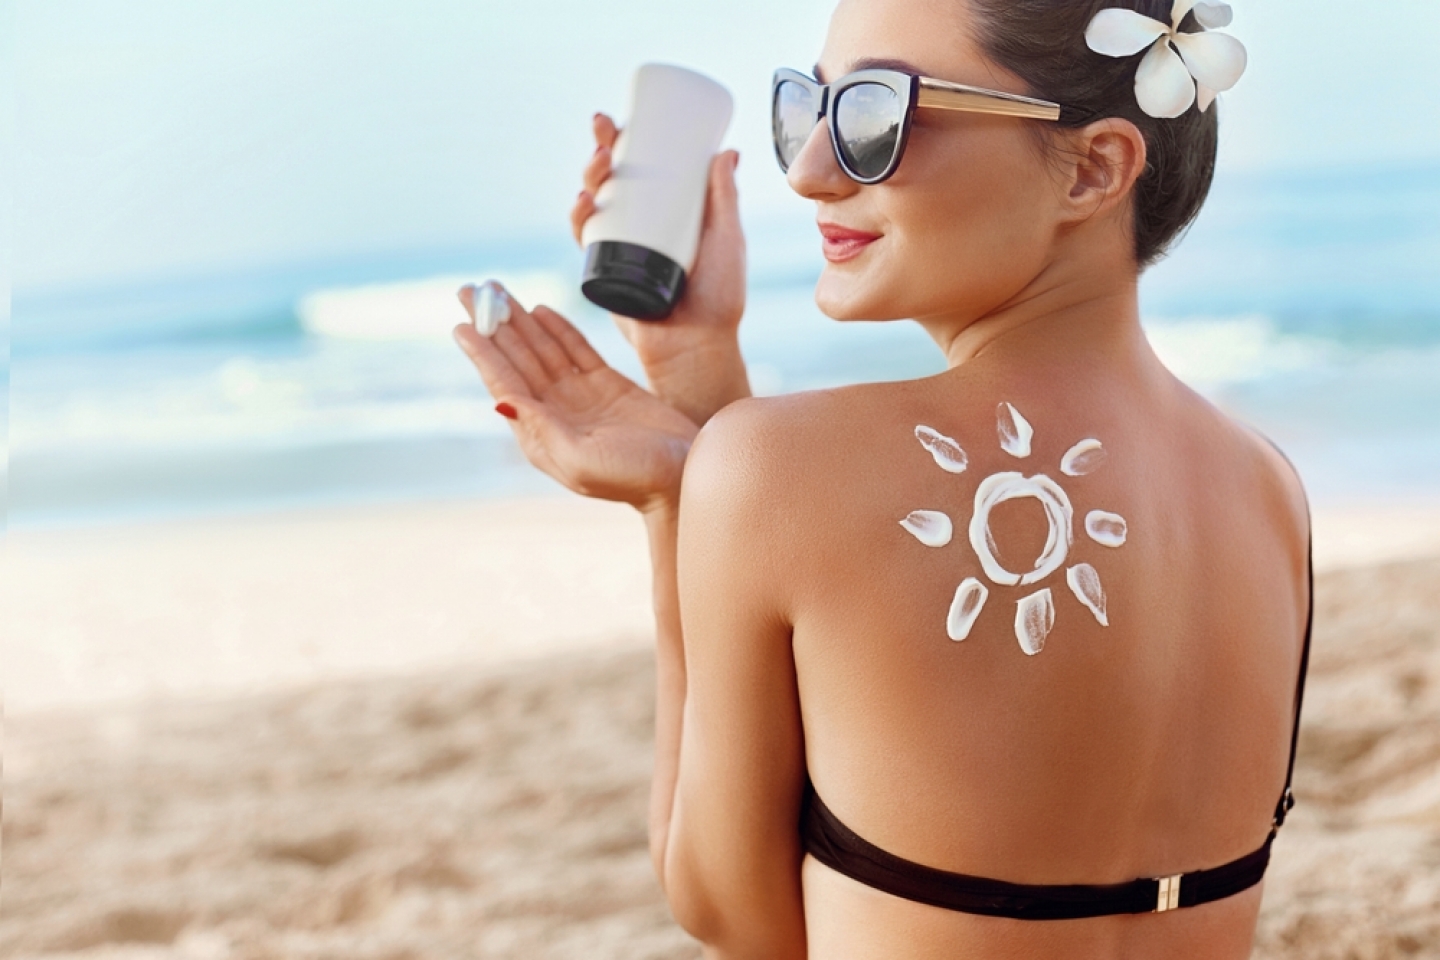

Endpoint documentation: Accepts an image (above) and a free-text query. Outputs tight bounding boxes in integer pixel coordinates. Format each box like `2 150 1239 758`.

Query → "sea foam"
298 271 580 341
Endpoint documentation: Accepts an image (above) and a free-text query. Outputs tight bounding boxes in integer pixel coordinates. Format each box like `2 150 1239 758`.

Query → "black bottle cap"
581 241 687 321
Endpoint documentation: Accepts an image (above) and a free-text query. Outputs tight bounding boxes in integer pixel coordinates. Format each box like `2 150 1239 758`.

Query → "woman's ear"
1057 118 1148 221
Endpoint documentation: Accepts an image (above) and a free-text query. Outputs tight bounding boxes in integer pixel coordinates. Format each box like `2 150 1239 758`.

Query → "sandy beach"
4 496 1440 958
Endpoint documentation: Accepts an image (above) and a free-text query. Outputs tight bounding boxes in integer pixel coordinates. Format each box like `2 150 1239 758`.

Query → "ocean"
10 162 1440 529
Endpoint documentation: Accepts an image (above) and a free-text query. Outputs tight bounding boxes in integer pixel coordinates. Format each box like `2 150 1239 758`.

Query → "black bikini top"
801 538 1314 921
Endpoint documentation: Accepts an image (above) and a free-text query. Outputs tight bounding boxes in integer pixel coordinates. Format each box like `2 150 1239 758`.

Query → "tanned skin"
454 1 1309 955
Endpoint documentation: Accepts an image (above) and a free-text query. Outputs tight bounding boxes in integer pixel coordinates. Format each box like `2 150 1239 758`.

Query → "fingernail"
495 401 518 420
473 281 512 337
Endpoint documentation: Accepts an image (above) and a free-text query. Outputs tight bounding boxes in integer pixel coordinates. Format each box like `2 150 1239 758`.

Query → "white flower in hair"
1085 0 1247 119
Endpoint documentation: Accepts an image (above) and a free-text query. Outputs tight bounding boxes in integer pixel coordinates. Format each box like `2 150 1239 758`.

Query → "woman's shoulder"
1184 385 1311 537
688 381 916 477
1232 416 1313 569
681 382 911 519
675 389 872 608
1169 383 1312 577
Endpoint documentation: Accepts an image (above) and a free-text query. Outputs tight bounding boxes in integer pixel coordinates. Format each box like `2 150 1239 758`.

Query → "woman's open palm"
454 285 700 511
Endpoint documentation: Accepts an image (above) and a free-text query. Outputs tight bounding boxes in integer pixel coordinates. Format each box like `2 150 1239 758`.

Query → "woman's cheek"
913 168 1053 309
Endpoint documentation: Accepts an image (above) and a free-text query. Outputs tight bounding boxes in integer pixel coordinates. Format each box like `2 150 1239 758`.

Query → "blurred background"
9 0 1440 529
6 3 1440 958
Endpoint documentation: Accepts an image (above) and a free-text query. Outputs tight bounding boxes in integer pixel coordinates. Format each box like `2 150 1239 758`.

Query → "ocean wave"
1142 314 1337 388
9 340 513 454
297 271 587 341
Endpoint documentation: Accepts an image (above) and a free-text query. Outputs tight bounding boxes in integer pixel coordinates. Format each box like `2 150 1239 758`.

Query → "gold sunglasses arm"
916 77 1062 122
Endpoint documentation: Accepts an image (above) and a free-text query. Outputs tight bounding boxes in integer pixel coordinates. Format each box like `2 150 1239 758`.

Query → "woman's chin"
814 268 875 321
813 266 904 322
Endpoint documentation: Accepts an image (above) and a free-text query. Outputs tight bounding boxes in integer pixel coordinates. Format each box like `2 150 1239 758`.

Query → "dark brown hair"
970 0 1219 267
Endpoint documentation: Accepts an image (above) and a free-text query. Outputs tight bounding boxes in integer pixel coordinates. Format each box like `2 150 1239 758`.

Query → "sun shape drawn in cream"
900 403 1127 656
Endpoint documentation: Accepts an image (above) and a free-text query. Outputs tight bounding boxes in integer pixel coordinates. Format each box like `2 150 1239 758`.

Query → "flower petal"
1192 1 1233 28
1085 9 1169 57
1172 30 1247 92
1196 83 1217 112
1170 0 1198 30
1135 40 1196 119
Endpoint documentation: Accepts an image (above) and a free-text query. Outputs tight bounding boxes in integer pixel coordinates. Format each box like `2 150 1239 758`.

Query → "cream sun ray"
997 403 1034 458
915 426 969 474
947 578 989 641
1085 510 1128 548
1061 439 1107 477
1015 588 1055 655
1066 563 1108 626
900 510 953 547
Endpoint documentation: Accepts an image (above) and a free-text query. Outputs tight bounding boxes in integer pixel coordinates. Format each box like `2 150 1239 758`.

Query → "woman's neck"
917 241 1153 378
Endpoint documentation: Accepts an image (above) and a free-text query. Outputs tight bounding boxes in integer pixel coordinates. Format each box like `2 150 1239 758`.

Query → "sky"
11 0 1440 292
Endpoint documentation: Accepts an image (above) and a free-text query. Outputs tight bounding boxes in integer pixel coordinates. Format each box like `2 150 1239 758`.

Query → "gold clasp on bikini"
1154 874 1182 912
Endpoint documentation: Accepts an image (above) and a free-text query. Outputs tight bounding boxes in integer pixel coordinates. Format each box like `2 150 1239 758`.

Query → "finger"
462 282 554 395
532 305 606 373
592 112 620 150
570 190 595 245
507 302 576 381
490 323 554 397
452 323 534 402
459 280 512 336
495 393 578 485
582 143 612 195
703 150 742 238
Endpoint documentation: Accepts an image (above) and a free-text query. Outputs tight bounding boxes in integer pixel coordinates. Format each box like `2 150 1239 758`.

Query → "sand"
4 497 1440 958
1 498 656 714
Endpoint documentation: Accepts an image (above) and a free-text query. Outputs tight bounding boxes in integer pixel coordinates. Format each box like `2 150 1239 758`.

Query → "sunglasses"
772 67 1065 184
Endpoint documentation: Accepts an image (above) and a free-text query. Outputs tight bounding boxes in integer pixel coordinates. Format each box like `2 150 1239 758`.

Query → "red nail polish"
495 402 518 420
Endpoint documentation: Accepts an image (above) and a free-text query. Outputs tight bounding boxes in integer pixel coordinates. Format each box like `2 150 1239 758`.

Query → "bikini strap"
802 784 1275 919
1271 520 1314 834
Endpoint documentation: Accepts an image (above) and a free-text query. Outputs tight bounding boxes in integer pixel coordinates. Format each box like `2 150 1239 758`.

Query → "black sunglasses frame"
771 67 1066 185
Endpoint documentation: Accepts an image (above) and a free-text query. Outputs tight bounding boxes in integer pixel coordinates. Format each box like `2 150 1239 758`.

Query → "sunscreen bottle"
581 64 734 321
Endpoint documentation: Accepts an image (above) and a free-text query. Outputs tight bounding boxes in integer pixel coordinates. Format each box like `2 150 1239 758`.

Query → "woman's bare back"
738 348 1309 958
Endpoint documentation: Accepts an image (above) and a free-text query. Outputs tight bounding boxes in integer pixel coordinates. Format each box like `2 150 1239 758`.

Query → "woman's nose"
786 118 859 202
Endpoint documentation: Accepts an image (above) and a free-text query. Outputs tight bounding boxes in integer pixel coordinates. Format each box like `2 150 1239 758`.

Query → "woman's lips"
818 222 882 263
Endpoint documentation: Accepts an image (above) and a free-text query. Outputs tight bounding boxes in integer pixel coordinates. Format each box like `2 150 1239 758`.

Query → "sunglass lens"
773 80 818 171
835 83 903 180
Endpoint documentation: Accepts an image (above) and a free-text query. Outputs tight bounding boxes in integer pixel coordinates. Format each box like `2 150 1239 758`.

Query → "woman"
453 0 1311 956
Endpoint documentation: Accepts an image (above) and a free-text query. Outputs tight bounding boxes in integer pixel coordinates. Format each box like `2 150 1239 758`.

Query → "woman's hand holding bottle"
571 112 752 426
453 284 698 514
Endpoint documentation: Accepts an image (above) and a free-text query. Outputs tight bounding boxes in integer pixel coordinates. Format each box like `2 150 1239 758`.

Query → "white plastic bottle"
580 64 734 321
